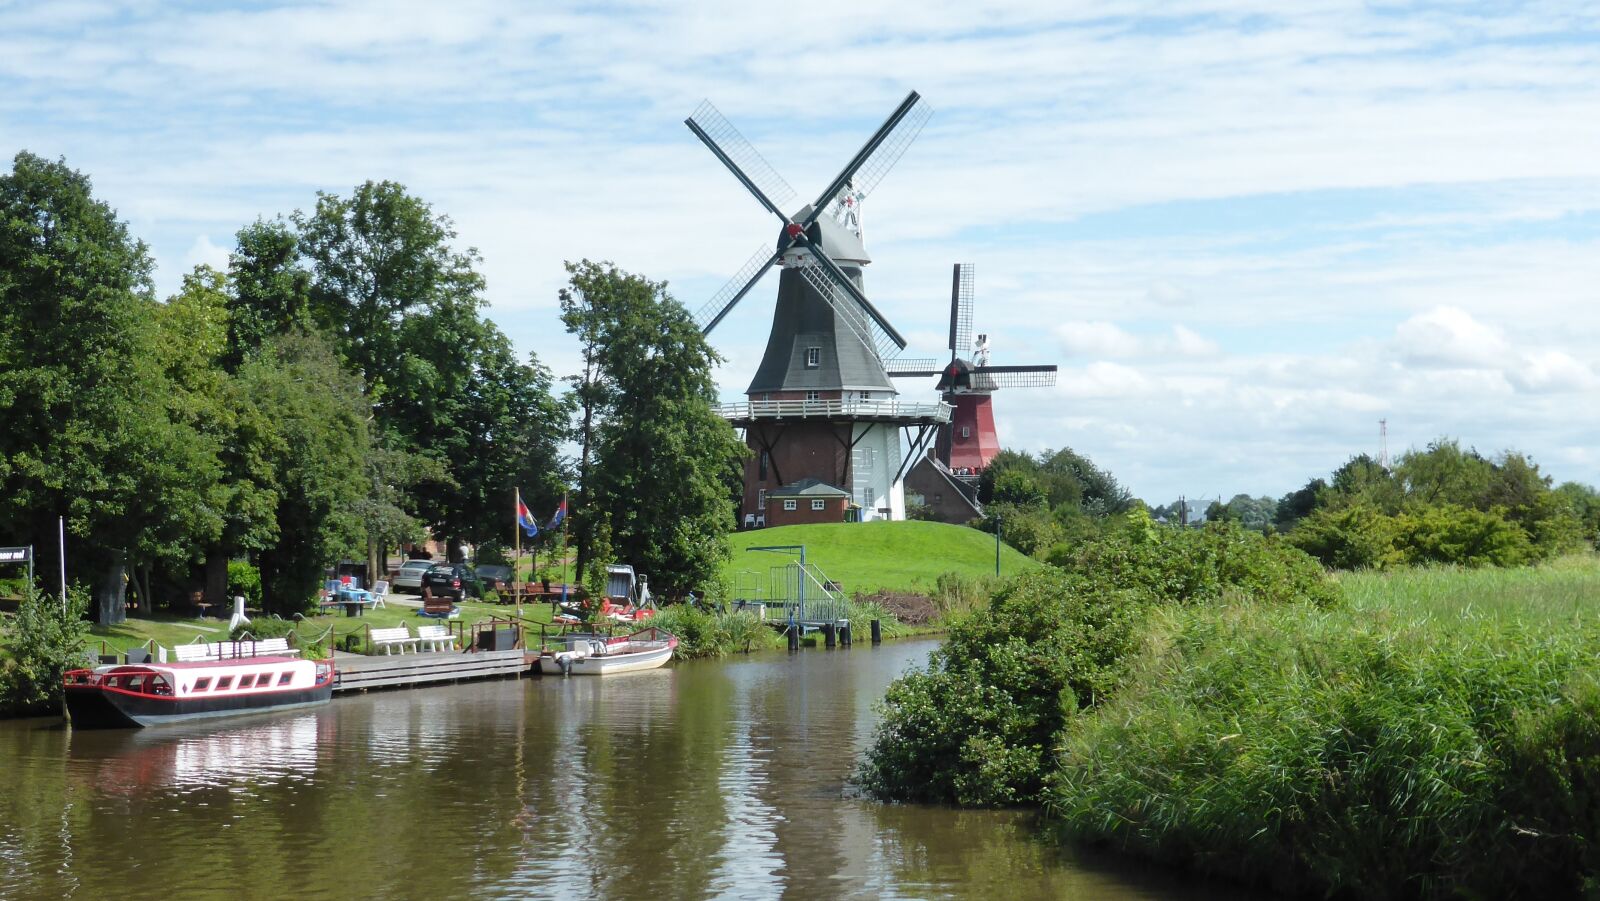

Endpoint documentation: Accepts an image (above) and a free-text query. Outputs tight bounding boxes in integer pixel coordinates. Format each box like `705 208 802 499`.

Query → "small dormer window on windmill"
805 346 821 368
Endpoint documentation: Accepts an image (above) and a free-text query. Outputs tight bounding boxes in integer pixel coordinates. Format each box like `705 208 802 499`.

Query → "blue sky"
3 0 1599 504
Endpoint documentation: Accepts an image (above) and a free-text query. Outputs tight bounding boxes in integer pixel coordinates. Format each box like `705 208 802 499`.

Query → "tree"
226 218 312 369
1274 478 1326 529
0 152 222 622
295 182 487 402
1395 439 1493 507
233 333 370 611
560 260 745 595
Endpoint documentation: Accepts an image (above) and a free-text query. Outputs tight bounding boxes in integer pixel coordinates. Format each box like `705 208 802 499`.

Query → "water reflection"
0 641 1242 900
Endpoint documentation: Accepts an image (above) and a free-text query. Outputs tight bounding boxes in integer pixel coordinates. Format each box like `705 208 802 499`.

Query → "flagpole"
560 491 570 609
514 488 523 617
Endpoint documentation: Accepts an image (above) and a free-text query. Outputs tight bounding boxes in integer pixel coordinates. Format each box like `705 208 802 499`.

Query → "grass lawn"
724 520 1036 597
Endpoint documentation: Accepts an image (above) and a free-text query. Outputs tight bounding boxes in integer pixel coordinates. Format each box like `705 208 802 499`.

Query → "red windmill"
890 264 1058 478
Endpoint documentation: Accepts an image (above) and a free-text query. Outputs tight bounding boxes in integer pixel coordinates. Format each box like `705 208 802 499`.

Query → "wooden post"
870 619 882 645
787 623 799 652
841 622 852 647
823 623 836 648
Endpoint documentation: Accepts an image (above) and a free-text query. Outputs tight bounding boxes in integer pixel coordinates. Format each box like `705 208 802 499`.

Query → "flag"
548 498 567 530
516 494 539 538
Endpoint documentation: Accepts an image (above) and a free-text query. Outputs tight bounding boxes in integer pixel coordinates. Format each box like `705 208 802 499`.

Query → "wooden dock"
331 649 527 694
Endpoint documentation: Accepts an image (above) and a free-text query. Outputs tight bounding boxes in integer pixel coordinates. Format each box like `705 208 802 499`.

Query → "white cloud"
1505 350 1600 394
1057 322 1219 360
180 234 231 277
1392 306 1508 369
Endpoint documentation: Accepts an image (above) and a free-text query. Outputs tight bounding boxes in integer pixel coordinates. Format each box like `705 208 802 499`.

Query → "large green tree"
292 181 565 566
0 152 223 622
560 260 744 596
232 332 370 611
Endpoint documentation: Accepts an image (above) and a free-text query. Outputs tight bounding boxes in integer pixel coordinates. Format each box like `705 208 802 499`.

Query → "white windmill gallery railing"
715 398 951 423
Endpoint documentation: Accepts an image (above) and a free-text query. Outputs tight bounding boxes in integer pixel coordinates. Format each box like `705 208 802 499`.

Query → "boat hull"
568 643 674 675
65 683 333 729
534 643 675 676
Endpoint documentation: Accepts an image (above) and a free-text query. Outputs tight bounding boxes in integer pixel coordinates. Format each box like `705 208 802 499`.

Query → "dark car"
421 564 484 602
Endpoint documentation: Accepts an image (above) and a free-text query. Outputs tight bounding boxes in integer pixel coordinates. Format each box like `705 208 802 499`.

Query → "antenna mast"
1379 419 1390 469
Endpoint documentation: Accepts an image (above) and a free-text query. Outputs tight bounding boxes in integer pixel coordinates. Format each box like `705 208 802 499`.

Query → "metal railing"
716 398 951 423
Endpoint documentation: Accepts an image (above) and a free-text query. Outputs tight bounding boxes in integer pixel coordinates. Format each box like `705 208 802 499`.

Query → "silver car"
391 559 435 593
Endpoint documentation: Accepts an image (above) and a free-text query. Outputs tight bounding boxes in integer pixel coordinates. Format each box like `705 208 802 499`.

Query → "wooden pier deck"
331 648 528 693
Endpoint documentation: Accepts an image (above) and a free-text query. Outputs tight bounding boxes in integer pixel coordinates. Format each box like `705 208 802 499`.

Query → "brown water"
0 640 1239 900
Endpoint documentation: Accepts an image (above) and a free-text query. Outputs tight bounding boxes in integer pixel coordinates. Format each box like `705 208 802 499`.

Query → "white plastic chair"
369 580 389 609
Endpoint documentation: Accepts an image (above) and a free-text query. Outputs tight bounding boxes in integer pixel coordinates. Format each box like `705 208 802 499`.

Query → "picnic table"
320 587 374 617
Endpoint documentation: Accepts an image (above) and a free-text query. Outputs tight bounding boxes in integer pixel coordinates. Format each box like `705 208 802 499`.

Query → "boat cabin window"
216 676 234 690
238 674 256 689
278 672 293 685
194 677 211 691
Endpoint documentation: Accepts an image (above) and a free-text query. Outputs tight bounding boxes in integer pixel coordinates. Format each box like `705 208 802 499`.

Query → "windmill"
684 92 950 524
891 264 1058 478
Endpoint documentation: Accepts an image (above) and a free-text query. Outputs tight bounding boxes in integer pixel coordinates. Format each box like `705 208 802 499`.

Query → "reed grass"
1048 554 1600 897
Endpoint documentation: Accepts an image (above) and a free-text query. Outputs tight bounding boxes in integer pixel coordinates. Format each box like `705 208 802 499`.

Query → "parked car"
473 564 513 593
391 560 435 594
421 563 486 601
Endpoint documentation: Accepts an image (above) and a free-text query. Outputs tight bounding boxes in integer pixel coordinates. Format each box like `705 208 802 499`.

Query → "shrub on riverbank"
860 517 1335 806
645 607 780 659
1047 596 1600 898
0 587 89 716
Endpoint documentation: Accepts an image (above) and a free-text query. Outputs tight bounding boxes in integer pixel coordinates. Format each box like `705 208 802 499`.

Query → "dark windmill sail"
684 92 946 524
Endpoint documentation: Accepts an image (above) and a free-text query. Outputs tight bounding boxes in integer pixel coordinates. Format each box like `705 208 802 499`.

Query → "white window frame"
960 425 971 439
805 390 820 402
805 346 821 368
810 499 826 511
758 488 767 510
782 499 798 511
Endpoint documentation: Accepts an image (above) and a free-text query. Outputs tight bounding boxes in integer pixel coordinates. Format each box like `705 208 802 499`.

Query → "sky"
3 0 1598 505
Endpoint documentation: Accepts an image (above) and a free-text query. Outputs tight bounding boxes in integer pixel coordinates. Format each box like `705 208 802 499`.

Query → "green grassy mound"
724 521 1035 597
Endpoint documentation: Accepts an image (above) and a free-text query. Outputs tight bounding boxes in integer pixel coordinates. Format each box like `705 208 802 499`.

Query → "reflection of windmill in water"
685 92 950 524
895 265 1058 522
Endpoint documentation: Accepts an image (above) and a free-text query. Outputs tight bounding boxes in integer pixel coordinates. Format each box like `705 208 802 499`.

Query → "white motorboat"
536 627 677 676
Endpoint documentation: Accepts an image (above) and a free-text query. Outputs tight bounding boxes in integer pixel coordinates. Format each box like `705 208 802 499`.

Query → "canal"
0 639 1239 900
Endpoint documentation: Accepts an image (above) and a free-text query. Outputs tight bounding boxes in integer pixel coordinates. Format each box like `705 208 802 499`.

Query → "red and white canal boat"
64 657 335 729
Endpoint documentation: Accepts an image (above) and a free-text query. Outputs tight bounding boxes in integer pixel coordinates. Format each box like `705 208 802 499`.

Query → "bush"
1053 514 1340 609
1047 602 1600 898
861 519 1338 807
1393 503 1534 567
645 606 778 659
0 586 90 716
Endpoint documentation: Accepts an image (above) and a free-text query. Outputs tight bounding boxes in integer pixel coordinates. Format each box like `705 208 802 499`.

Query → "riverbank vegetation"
861 513 1600 896
1276 440 1592 569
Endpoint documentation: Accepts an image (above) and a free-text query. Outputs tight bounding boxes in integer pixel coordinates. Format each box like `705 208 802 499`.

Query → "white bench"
171 637 302 661
415 625 456 653
171 643 216 662
370 626 419 655
255 637 300 657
